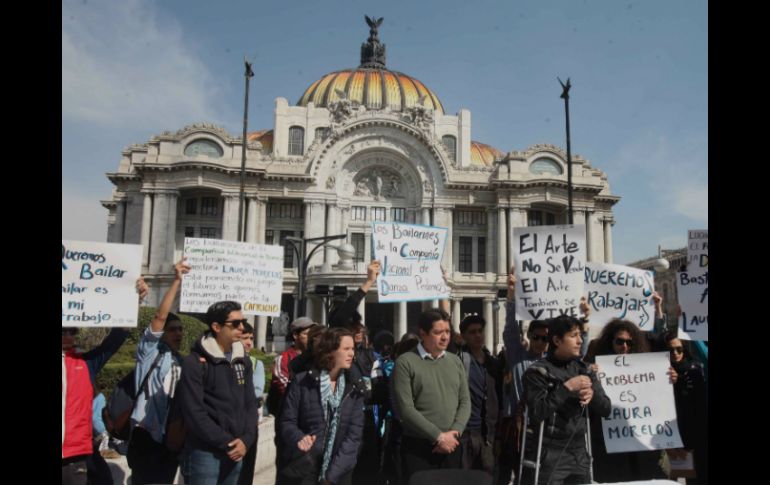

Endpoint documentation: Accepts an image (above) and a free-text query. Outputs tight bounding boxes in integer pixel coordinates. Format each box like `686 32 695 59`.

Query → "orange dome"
297 68 444 115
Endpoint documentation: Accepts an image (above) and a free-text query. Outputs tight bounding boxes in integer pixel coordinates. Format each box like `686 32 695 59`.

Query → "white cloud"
62 0 228 130
62 190 109 242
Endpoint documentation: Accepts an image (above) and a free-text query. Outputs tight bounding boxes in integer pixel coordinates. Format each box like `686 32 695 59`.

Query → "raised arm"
150 258 189 332
503 266 526 366
330 260 380 327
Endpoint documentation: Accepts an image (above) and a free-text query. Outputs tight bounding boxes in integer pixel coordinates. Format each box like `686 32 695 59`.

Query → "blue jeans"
182 449 243 485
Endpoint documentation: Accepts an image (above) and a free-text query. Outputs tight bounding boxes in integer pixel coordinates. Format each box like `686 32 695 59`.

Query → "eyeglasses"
531 335 549 343
670 347 684 354
614 338 633 347
62 328 79 336
222 319 248 328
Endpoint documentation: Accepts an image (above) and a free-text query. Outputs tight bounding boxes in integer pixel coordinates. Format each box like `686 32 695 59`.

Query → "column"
451 299 461 333
422 208 431 225
588 211 605 262
140 192 153 268
164 192 178 273
115 199 126 243
486 209 496 274
222 195 240 241
149 192 170 273
483 298 494 351
575 209 591 260
256 315 268 350
497 207 507 274
257 198 267 244
507 209 518 276
325 203 340 265
396 301 407 340
304 201 326 267
246 197 258 243
446 208 453 274
604 218 614 263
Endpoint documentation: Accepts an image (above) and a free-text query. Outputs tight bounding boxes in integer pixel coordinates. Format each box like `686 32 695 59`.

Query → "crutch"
517 405 545 485
584 409 594 483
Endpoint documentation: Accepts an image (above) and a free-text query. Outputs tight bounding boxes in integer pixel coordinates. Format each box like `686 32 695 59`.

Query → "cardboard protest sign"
677 270 708 341
513 225 586 320
372 222 449 303
596 352 684 453
62 240 143 327
180 238 284 316
584 262 656 331
687 230 708 276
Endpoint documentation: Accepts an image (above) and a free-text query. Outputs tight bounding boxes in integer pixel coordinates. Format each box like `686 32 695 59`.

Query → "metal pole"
237 59 254 242
559 77 574 225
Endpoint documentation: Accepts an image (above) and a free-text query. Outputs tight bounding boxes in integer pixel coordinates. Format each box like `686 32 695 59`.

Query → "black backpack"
103 351 164 441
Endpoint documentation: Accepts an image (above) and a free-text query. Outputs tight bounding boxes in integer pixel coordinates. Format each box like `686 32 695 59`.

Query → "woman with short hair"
278 328 365 485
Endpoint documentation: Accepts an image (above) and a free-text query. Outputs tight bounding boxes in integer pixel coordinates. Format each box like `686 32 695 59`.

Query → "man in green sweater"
393 308 471 481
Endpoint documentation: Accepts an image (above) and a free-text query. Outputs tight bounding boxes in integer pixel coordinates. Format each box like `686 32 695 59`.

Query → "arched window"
288 126 305 155
529 157 563 175
184 139 223 158
442 135 457 161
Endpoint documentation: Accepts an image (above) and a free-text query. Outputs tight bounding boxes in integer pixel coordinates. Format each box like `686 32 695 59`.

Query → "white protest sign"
677 270 708 341
62 240 143 327
372 222 449 303
687 229 708 276
584 262 656 331
596 352 683 453
513 225 586 320
180 238 284 316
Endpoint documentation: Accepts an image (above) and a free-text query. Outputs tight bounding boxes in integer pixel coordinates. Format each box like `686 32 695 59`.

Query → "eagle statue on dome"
365 15 384 40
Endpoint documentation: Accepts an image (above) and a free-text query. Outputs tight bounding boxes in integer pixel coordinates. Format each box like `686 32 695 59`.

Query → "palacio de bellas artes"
101 18 619 352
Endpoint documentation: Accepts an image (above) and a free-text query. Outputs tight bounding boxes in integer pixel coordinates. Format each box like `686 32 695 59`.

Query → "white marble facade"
102 26 619 352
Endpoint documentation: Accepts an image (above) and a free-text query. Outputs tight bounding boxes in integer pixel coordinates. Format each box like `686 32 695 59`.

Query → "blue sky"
62 0 707 264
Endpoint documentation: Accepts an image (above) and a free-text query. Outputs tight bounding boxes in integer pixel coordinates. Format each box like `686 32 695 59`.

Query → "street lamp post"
284 234 348 318
237 59 255 242
558 77 574 225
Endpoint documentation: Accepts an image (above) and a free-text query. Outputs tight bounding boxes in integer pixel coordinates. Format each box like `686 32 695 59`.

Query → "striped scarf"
318 370 345 482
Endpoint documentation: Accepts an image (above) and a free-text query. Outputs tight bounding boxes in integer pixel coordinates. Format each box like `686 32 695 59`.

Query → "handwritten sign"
372 222 449 303
62 240 142 327
584 262 656 331
677 270 708 341
513 225 586 320
596 352 683 453
180 238 284 316
687 229 708 276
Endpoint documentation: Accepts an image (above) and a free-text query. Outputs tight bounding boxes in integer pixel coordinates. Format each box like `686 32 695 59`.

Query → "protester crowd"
62 259 706 485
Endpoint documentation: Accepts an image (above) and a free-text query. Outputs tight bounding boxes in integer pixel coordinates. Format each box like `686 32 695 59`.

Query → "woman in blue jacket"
279 327 365 485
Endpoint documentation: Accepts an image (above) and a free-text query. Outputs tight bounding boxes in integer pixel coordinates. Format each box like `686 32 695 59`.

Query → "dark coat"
178 334 258 455
279 368 365 484
523 355 611 448
459 347 502 444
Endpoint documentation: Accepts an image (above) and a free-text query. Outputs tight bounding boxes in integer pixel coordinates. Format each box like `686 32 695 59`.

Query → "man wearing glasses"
178 300 259 485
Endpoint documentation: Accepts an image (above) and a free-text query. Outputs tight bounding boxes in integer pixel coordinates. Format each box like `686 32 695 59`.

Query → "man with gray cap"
266 316 318 419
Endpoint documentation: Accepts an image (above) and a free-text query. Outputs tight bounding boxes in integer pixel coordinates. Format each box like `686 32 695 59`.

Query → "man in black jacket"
178 301 259 484
521 315 611 485
457 314 501 476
